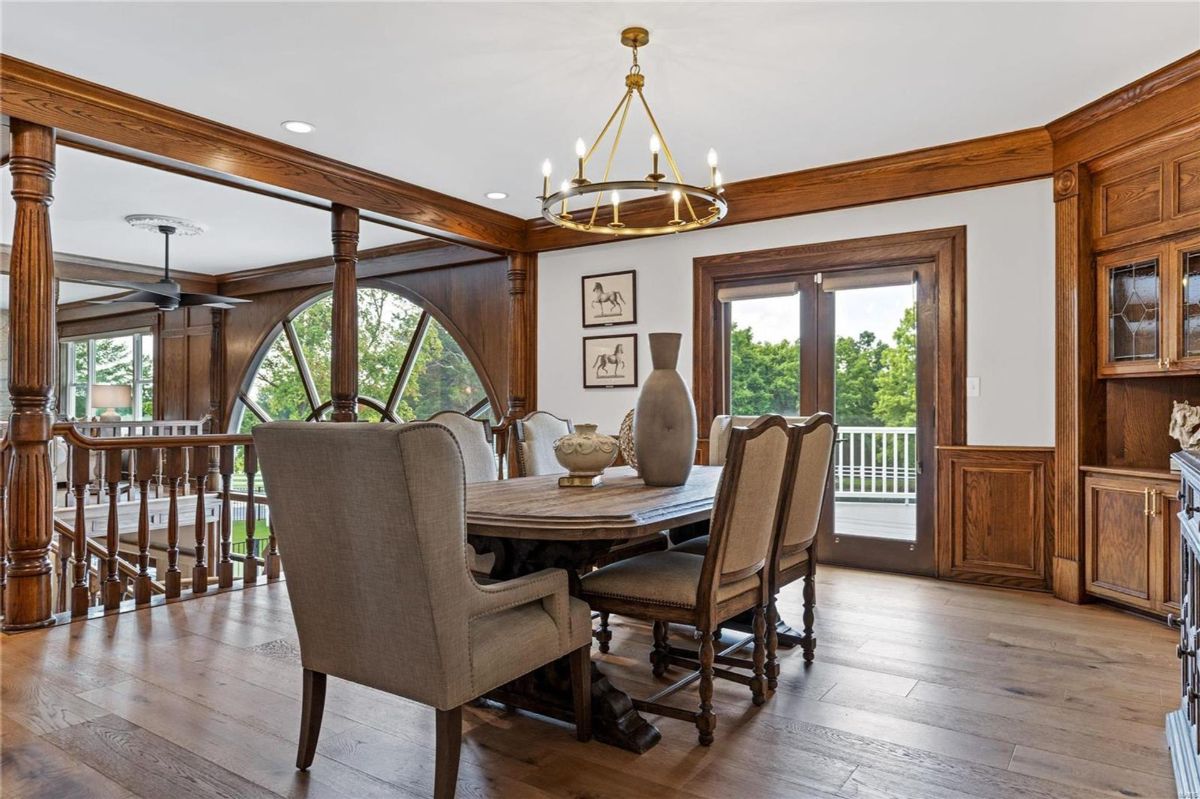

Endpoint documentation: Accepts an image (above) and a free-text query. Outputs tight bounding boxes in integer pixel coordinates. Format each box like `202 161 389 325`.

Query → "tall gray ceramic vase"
634 333 697 487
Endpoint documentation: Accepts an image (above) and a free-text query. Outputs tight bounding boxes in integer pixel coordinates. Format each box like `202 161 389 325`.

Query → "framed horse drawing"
582 334 638 388
582 270 637 327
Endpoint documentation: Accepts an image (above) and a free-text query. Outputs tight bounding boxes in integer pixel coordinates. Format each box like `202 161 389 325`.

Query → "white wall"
538 180 1055 446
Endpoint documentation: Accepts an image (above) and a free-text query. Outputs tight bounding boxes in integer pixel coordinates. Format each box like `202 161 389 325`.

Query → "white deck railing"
834 426 917 502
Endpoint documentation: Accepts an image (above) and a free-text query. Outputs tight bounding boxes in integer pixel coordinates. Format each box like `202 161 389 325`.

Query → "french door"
812 263 937 575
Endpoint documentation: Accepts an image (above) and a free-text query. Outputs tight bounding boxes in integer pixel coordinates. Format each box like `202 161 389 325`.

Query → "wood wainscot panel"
159 307 214 421
1175 151 1200 218
936 446 1054 590
1096 165 1162 239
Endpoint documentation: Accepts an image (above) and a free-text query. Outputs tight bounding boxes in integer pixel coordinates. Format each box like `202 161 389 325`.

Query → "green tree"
729 324 800 416
873 306 917 426
834 331 886 425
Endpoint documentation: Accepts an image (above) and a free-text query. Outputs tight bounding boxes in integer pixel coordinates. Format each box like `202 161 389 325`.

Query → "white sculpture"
1169 401 1200 451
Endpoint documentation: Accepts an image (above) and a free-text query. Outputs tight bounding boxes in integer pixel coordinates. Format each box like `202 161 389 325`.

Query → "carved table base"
468 535 662 753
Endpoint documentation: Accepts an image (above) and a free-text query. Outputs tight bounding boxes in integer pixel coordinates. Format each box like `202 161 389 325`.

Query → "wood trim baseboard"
0 55 527 252
526 128 1051 251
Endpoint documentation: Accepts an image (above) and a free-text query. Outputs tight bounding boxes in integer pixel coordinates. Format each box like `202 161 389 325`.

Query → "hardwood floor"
0 566 1179 798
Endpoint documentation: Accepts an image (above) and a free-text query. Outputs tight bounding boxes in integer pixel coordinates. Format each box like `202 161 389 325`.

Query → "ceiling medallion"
538 26 728 237
124 214 207 236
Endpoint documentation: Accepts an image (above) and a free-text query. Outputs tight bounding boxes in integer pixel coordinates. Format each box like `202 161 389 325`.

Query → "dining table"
465 464 722 753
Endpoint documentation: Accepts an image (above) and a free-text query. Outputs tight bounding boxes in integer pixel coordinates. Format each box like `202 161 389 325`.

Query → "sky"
730 283 915 346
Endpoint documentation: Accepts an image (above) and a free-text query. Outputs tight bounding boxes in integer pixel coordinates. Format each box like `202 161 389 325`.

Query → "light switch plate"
966 377 980 397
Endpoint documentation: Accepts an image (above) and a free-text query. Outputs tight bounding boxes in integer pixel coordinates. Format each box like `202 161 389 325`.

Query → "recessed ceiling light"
281 120 315 134
485 191 508 200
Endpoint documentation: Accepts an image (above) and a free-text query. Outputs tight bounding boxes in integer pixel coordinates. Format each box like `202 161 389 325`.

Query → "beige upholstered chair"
513 410 572 476
253 422 592 799
767 412 836 672
425 411 500 577
579 416 792 745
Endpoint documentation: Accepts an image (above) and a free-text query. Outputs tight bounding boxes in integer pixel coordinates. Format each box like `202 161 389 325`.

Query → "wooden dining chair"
578 415 792 745
513 410 573 477
253 422 593 799
766 412 836 673
426 411 501 577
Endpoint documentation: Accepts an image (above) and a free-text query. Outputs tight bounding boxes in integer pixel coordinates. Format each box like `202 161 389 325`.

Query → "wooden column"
4 120 57 630
1053 164 1101 603
506 251 537 420
330 205 360 422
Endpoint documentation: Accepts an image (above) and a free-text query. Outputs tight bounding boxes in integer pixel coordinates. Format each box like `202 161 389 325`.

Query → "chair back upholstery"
514 411 573 476
775 413 837 561
253 422 477 708
708 414 809 466
426 411 497 483
698 416 791 615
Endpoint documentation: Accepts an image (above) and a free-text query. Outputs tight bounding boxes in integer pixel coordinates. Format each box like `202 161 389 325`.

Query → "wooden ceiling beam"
525 127 1053 251
0 55 528 253
0 245 218 293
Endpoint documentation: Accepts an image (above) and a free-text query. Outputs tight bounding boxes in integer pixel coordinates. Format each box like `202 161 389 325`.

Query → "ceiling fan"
88 215 250 311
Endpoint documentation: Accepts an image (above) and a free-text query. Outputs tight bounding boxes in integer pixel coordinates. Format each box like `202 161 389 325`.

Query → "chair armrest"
469 568 571 650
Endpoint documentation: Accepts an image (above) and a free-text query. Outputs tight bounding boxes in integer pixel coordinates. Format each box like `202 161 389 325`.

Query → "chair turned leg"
596 612 612 654
296 669 326 770
766 597 780 691
802 557 817 664
435 706 462 799
697 630 716 746
650 620 670 677
751 605 767 706
569 644 593 742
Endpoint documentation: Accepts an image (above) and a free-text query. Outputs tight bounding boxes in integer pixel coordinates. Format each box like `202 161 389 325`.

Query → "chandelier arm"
588 89 635 229
586 89 634 164
636 89 700 222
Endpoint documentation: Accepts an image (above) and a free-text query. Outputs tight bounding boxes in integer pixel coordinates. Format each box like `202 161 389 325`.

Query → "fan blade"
177 292 251 309
87 280 180 297
87 291 172 305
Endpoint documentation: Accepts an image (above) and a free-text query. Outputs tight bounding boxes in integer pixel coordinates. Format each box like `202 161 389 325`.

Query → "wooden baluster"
69 444 90 615
191 445 210 594
218 446 234 588
0 446 9 612
102 449 123 610
265 515 281 581
164 448 184 598
243 445 259 585
134 447 156 604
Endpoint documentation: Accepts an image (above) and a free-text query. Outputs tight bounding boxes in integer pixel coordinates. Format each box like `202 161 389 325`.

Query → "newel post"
330 204 360 422
4 120 58 630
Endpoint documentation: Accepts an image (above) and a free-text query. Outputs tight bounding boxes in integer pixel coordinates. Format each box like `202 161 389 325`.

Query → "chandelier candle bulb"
648 134 664 181
559 180 571 218
609 190 624 229
541 159 552 198
707 148 719 187
671 189 683 225
574 137 588 185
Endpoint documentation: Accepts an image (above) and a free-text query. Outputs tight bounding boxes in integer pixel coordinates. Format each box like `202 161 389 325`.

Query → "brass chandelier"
538 26 728 236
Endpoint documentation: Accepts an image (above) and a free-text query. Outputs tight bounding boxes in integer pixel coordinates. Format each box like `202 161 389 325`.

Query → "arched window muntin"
231 280 497 432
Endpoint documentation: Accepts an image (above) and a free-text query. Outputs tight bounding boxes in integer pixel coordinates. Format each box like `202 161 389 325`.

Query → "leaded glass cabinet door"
1098 243 1167 376
1169 237 1200 373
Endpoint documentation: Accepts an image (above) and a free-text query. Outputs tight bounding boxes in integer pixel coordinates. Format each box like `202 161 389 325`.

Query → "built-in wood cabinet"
1083 467 1180 615
1098 235 1200 377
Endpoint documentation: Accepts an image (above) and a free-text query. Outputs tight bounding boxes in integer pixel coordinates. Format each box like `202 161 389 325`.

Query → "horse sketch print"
592 341 627 379
582 334 637 388
591 281 626 318
581 270 636 327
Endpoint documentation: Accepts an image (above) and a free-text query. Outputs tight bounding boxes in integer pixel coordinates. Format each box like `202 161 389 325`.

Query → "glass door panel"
1183 250 1200 359
1107 258 1160 364
728 295 802 416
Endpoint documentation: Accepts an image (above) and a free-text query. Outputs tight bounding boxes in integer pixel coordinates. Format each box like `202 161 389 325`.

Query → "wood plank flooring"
0 566 1180 798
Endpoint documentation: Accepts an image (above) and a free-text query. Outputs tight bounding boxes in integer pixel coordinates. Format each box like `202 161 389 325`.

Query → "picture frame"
582 334 638 389
581 269 637 327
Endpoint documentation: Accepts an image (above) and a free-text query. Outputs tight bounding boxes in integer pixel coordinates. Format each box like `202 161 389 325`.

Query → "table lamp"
90 384 132 422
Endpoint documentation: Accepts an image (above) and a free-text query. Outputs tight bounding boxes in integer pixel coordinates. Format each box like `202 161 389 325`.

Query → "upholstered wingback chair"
513 411 572 476
253 421 592 798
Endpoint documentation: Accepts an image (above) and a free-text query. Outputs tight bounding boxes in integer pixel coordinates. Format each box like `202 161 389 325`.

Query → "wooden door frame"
692 226 967 575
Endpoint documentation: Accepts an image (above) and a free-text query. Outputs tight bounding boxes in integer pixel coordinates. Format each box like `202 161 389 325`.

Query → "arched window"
233 286 492 431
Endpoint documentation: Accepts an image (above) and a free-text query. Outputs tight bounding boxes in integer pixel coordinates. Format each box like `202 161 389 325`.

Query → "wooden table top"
465 465 722 541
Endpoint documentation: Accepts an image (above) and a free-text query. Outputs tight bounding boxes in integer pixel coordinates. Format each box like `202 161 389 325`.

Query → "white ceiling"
1 2 1198 260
